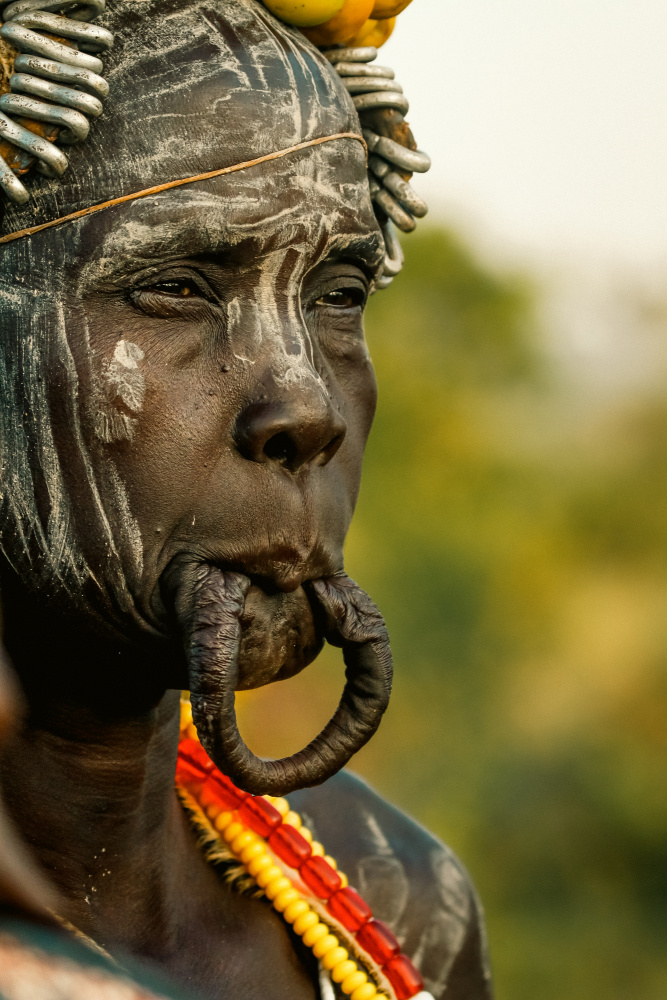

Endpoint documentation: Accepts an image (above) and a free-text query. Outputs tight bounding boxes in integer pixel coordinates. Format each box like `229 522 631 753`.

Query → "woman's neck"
0 589 321 1000
0 626 195 955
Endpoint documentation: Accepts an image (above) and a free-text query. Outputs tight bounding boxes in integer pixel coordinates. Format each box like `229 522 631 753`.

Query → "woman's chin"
236 583 323 690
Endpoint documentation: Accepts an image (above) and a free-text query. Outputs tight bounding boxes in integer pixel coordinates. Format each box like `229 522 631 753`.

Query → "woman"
0 2 492 998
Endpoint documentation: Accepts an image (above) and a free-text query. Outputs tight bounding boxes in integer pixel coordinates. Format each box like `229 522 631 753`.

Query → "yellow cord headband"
0 132 366 246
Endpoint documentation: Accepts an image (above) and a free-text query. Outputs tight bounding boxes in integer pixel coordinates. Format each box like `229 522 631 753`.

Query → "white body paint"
97 339 146 444
0 0 371 652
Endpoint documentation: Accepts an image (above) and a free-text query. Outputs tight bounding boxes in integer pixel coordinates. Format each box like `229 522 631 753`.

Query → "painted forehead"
71 143 380 276
0 0 357 239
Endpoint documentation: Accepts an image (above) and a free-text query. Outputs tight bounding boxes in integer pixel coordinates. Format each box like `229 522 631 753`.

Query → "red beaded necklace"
176 701 432 1000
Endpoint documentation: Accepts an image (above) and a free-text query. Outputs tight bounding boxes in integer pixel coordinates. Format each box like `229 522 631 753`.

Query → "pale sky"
382 0 667 272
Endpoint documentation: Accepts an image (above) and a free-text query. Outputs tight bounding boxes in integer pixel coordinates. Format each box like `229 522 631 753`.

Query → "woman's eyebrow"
324 233 387 275
82 188 311 268
90 210 233 264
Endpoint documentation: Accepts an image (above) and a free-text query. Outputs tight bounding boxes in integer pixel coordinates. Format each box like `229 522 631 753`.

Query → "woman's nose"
234 390 347 473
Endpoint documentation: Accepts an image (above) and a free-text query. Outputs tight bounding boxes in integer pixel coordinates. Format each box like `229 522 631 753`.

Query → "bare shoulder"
289 772 493 1000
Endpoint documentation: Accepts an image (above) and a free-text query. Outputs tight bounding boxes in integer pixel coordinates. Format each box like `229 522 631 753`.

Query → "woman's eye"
130 275 216 317
317 287 365 309
149 280 199 298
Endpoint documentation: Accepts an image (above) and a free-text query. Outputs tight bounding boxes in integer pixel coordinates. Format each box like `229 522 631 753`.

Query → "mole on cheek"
95 340 146 445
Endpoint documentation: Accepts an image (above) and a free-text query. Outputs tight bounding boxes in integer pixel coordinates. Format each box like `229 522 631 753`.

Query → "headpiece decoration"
0 0 112 204
0 0 429 287
325 44 430 288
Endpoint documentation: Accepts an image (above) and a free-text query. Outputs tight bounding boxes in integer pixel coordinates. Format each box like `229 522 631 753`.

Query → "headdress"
0 0 430 284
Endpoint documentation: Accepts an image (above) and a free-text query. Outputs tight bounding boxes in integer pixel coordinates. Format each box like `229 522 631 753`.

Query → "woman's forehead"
75 143 382 278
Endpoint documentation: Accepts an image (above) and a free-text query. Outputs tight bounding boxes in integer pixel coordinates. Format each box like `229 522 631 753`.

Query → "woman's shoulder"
289 772 493 1000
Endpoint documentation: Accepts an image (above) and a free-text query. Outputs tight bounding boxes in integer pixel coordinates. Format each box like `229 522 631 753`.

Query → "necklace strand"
43 701 432 1000
48 909 121 967
177 700 433 1000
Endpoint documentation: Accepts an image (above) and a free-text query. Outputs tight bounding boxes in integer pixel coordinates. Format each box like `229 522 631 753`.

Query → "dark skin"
1 137 384 998
0 9 491 997
74 143 380 680
3 690 321 998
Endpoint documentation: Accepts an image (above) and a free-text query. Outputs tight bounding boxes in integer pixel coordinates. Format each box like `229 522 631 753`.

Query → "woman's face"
74 142 382 685
0 2 384 691
17 145 384 691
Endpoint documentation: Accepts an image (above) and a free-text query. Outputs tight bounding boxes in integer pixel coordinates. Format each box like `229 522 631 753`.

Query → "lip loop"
179 564 393 796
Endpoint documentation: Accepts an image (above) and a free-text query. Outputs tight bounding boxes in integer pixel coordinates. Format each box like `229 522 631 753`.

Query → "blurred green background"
238 226 667 1000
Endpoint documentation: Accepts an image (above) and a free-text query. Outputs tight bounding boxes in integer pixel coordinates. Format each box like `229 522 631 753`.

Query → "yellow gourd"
347 15 395 47
301 0 375 46
261 0 345 28
371 0 413 16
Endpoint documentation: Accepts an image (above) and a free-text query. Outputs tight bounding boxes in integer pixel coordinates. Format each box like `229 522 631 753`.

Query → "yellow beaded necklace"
177 700 433 1000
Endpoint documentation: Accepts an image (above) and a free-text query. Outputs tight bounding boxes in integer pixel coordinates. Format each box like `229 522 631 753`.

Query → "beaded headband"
0 0 430 285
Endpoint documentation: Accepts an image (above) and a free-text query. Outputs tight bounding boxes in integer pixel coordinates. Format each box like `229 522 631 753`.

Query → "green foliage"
240 226 667 999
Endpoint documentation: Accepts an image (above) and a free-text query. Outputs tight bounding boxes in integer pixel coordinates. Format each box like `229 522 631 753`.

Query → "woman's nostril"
318 432 345 466
263 431 297 467
236 397 347 470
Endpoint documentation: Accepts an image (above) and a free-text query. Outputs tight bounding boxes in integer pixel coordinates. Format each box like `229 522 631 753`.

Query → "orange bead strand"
177 703 430 1000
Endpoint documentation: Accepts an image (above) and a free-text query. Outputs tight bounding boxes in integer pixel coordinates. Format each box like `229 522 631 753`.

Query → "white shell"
318 964 337 1000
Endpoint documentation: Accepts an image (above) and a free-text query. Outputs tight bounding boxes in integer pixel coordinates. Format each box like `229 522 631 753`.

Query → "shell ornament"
0 0 429 287
265 0 431 287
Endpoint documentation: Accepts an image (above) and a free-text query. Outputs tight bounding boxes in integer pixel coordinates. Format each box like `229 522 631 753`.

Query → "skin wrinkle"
0 139 378 631
68 145 374 275
0 5 492 996
70 165 376 287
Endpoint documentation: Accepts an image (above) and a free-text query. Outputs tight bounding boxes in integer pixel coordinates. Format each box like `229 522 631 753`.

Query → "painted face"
77 143 381 687
0 1 384 694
